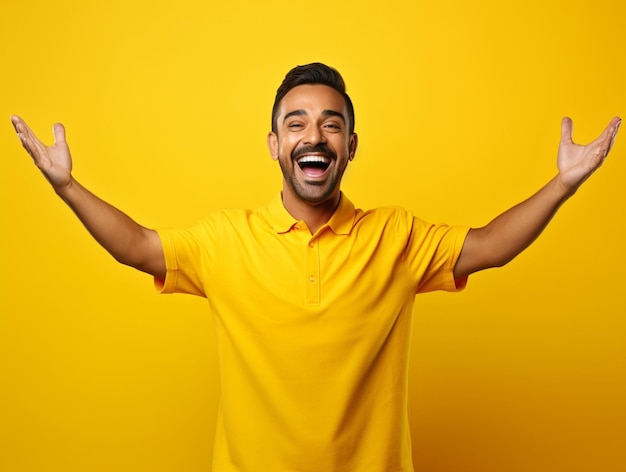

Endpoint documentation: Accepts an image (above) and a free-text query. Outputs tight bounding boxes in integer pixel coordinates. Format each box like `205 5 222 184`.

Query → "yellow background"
1 0 624 470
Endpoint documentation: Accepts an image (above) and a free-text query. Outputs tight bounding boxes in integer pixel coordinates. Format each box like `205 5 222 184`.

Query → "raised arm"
454 116 621 280
11 115 166 279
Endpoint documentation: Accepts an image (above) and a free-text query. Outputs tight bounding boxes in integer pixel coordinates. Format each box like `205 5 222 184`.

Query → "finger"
592 117 621 157
11 115 35 142
10 115 22 134
561 117 573 144
11 117 35 154
10 114 31 139
607 117 621 154
10 116 45 160
52 123 66 145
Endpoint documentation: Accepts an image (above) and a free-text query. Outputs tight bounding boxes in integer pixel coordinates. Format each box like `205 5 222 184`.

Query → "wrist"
53 175 76 199
553 173 579 200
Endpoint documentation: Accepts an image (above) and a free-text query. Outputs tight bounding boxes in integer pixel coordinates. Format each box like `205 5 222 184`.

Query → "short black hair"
271 63 355 134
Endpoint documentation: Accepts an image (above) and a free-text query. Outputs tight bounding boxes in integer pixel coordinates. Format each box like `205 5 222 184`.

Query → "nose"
304 125 325 145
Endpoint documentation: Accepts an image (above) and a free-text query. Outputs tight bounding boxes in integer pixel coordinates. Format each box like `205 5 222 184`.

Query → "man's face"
268 84 358 206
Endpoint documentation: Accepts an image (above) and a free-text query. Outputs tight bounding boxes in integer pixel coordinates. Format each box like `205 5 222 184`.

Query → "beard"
278 143 344 204
279 159 343 204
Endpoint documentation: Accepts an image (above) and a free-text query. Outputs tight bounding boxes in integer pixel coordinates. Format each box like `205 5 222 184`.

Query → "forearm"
482 176 572 264
55 177 165 277
455 175 574 278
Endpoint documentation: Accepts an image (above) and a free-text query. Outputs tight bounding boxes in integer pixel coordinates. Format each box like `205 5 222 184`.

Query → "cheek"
280 138 299 158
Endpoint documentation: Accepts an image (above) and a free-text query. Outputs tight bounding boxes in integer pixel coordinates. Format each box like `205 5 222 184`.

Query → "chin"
296 185 339 205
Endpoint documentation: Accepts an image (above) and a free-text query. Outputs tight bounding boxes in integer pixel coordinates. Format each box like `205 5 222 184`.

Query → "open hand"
11 115 73 190
557 116 621 191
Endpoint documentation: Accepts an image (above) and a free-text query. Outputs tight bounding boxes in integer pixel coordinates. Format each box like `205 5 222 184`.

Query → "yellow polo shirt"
156 193 469 472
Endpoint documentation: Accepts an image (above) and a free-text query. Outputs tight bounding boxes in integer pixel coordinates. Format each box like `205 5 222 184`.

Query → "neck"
281 187 341 234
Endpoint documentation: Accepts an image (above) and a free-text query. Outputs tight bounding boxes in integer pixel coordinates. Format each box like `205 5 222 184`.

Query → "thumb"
561 117 573 144
52 123 66 145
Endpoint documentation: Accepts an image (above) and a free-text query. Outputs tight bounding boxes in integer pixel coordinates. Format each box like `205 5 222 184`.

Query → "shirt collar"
326 193 356 235
266 192 356 235
266 193 299 233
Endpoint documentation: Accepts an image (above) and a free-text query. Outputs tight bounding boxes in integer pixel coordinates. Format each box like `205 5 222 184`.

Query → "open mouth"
297 155 331 177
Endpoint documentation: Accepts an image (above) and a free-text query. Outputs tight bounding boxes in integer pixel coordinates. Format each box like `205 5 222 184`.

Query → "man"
11 63 620 471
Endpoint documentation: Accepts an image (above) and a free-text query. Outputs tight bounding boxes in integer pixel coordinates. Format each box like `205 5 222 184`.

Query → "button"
309 276 316 283
308 242 315 248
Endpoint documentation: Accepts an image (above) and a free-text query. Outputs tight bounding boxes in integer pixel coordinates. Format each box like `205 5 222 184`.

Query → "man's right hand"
11 115 73 192
10 114 165 278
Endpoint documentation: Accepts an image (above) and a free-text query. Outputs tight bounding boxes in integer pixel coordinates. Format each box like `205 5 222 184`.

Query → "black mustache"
291 144 337 161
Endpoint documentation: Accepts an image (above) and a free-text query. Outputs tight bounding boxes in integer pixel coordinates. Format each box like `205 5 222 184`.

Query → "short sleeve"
404 216 470 294
153 222 216 297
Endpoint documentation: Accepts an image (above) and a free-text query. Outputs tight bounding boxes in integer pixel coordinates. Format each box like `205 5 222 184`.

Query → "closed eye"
324 123 342 131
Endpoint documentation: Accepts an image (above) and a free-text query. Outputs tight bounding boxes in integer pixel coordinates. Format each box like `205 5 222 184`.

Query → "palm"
11 116 73 189
557 117 621 189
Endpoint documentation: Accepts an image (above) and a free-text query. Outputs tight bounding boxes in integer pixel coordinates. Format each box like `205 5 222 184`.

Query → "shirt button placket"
305 237 320 305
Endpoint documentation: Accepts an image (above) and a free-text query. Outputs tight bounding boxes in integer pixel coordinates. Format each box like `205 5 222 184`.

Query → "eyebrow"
283 109 346 123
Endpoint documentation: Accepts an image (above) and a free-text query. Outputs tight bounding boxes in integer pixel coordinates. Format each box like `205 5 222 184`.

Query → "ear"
267 132 279 161
348 133 358 161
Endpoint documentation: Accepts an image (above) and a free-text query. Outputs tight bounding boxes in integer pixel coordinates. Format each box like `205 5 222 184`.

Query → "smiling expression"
268 84 358 208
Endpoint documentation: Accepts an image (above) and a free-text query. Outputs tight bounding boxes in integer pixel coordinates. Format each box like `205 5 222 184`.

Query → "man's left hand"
557 116 621 191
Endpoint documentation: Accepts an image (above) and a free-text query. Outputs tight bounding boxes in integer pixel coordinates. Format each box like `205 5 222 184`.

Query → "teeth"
297 155 330 164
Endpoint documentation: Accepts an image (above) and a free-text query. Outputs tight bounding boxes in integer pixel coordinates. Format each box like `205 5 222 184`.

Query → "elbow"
488 254 513 270
111 250 140 269
480 248 521 271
